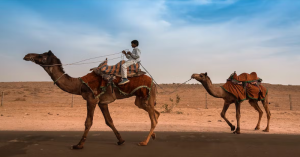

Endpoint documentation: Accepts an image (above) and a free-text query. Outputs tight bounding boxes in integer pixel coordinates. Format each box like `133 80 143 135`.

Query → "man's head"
131 40 139 48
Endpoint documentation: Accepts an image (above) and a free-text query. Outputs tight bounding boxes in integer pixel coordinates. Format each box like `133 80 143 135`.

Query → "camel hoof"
151 133 156 140
72 145 83 150
233 130 240 134
255 127 260 130
263 129 269 132
117 140 125 145
231 125 236 131
138 142 148 146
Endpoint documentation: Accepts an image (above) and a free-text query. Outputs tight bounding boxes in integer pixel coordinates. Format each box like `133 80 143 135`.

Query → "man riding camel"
119 40 141 85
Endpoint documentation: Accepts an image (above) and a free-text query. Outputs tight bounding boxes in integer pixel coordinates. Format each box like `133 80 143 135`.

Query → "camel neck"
46 66 82 95
202 78 224 98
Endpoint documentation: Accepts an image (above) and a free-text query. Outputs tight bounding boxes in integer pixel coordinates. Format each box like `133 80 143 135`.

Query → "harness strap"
78 77 153 101
54 73 65 85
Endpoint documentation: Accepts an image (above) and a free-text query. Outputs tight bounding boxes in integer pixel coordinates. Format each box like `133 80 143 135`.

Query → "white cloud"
0 0 300 85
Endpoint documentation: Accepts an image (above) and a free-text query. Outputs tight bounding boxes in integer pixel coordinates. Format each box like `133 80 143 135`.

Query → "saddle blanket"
221 72 268 102
79 72 153 99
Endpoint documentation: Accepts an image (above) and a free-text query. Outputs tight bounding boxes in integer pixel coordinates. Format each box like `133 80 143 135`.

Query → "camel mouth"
23 54 36 62
23 56 31 61
191 74 198 79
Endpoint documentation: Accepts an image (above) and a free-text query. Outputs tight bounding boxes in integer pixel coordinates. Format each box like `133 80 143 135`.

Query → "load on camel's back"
24 50 159 149
222 72 268 102
191 71 271 134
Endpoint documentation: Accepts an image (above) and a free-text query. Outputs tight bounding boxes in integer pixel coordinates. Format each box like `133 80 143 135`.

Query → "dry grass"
161 94 181 113
14 97 26 101
3 91 10 96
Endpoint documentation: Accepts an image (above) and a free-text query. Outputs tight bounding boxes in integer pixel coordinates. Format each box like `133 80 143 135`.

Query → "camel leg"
249 100 263 130
135 97 159 146
73 100 97 149
220 101 235 131
262 96 271 132
98 103 125 145
233 102 241 134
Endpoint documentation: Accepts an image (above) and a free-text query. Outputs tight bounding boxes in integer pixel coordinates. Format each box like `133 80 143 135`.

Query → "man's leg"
121 64 127 79
119 60 135 85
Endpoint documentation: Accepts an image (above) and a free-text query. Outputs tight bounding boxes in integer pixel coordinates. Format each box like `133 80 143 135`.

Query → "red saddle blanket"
221 72 268 102
79 72 152 99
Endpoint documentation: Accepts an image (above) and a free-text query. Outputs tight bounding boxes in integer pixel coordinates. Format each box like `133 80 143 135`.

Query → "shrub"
161 94 181 113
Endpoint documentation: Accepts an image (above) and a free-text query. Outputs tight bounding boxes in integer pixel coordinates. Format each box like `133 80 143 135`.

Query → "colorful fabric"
79 71 152 99
222 72 268 102
96 60 140 76
229 72 262 83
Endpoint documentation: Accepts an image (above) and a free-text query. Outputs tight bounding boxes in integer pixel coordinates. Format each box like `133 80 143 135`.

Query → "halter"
29 57 66 85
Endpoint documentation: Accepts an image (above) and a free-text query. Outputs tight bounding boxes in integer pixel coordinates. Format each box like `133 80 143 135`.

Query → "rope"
70 52 121 65
41 56 122 67
139 63 192 94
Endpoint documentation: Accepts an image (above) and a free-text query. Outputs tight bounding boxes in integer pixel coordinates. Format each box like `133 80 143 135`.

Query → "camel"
23 50 160 149
191 72 271 134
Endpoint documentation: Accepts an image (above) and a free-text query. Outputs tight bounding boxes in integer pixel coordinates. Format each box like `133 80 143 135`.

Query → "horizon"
0 0 300 85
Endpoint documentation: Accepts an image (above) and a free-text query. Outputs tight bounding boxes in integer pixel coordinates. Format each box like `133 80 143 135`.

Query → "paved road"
0 131 299 157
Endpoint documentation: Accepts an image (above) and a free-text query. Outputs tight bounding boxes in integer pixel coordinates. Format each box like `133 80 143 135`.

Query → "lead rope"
139 63 192 94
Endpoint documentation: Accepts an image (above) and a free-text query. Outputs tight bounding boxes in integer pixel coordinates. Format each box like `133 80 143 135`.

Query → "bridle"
29 57 65 85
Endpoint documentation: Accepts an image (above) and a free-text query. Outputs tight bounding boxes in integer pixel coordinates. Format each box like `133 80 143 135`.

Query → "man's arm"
125 53 131 59
129 48 140 59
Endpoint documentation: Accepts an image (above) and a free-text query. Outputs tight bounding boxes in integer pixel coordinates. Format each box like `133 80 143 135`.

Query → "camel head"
191 72 208 83
23 50 55 66
23 50 61 74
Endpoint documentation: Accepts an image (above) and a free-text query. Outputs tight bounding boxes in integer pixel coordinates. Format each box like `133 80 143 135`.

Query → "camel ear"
204 72 207 76
48 50 53 56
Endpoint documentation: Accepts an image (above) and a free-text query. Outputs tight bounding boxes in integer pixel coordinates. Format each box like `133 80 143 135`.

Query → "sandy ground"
0 82 300 135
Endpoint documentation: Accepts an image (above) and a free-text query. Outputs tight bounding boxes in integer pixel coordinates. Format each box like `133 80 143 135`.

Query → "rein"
139 62 192 94
29 57 66 85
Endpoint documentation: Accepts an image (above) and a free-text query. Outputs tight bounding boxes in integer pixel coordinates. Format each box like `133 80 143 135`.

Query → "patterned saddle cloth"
91 59 146 77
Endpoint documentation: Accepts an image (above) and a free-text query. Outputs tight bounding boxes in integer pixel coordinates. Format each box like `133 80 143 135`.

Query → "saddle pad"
97 60 140 75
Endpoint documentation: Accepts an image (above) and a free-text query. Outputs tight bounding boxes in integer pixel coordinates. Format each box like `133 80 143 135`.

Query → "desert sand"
0 82 300 135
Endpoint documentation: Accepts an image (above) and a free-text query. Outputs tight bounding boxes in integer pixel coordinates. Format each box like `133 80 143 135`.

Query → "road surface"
0 131 299 157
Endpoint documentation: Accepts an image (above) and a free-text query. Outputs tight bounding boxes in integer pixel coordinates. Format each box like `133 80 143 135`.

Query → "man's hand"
122 50 126 55
127 51 132 55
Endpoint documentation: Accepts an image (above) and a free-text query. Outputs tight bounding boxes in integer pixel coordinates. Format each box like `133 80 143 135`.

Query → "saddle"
228 71 262 86
222 72 267 102
91 59 146 80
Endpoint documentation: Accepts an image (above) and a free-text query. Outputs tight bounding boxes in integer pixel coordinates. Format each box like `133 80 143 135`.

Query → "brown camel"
191 72 271 134
23 50 160 149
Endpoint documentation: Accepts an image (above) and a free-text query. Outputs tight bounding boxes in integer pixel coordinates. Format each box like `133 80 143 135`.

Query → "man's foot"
119 78 130 85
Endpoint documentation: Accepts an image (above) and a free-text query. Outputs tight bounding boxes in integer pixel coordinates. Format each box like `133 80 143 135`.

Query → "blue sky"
0 0 300 84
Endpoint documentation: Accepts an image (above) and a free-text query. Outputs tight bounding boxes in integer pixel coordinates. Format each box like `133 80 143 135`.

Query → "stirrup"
119 79 130 85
